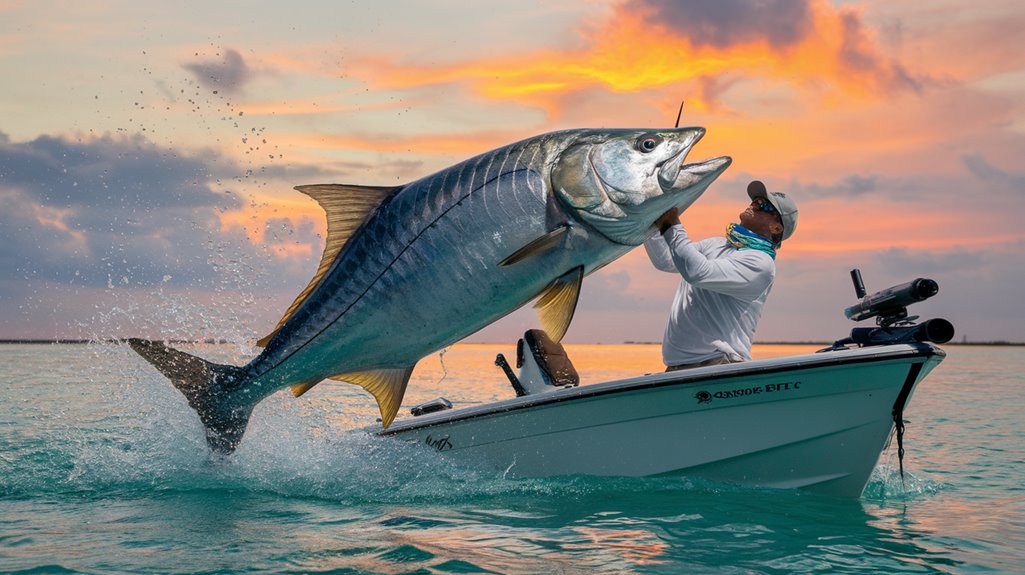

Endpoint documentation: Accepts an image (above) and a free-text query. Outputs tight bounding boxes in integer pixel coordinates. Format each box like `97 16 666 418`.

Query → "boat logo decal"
425 434 453 452
695 381 801 404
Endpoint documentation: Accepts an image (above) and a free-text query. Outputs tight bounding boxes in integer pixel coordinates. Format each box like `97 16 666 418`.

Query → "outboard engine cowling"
495 329 579 396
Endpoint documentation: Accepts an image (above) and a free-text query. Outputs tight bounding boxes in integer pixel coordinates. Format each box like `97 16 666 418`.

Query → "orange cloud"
30 202 89 251
274 128 527 157
218 193 322 249
206 2 962 258
235 95 416 118
345 1 915 117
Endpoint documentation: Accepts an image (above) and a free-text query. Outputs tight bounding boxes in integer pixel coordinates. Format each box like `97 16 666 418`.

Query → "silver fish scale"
246 138 550 382
340 146 549 352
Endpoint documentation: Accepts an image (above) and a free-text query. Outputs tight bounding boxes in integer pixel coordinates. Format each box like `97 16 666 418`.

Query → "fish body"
130 127 731 453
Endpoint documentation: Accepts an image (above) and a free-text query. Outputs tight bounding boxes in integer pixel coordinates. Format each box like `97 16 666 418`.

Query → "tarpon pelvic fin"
256 184 401 347
126 338 251 453
533 266 584 342
287 367 415 428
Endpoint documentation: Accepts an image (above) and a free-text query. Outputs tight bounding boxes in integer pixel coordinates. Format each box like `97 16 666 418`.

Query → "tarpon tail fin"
127 338 252 454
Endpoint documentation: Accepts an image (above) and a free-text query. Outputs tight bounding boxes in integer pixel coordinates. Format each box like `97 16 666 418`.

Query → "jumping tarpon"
129 127 731 454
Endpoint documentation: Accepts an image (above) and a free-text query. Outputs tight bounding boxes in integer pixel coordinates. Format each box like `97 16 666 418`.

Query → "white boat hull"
374 343 945 497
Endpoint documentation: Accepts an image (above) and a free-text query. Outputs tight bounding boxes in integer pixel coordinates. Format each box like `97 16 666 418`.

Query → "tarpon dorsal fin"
256 183 401 347
533 266 584 342
499 224 569 267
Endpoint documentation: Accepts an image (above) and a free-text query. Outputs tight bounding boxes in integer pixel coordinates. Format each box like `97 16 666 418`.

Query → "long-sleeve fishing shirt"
643 224 775 367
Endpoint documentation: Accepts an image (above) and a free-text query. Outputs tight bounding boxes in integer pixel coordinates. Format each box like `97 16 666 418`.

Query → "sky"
1 0 1023 345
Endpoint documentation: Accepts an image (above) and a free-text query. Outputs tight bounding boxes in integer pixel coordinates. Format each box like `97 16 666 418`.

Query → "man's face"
739 198 784 240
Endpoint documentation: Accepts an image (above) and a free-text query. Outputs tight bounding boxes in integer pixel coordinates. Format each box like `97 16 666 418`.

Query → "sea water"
2 342 1024 574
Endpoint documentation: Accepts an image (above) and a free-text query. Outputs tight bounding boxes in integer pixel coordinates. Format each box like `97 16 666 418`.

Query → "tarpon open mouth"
591 150 731 205
671 155 733 189
659 127 730 189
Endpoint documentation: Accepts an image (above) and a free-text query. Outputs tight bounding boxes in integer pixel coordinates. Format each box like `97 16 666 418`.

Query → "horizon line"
1 339 1023 347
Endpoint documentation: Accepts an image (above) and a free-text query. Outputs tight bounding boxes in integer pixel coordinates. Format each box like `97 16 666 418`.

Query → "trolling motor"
824 269 955 351
821 269 955 484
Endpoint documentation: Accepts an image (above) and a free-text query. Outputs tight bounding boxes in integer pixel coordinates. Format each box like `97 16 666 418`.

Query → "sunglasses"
755 199 778 215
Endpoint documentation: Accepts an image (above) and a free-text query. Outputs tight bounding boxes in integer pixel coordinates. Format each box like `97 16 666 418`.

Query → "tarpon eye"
636 133 663 153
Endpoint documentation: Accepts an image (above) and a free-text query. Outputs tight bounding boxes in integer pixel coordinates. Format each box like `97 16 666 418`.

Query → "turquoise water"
2 342 1024 574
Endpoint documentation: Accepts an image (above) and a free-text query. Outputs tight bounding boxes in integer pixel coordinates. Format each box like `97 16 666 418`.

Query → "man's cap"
747 180 797 245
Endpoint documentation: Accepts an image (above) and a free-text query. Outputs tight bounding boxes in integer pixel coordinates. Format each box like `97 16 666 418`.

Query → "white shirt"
643 224 775 367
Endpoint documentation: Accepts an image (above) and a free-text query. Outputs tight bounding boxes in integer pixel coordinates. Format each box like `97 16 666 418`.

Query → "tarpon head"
551 128 731 245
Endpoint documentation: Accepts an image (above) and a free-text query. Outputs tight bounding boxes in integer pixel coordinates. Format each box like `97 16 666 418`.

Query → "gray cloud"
0 130 317 294
962 154 1025 192
775 154 1024 205
183 49 253 94
0 125 449 338
631 0 812 49
779 173 880 199
720 243 1025 343
837 10 922 93
696 74 743 114
631 0 925 96
855 247 1023 343
0 132 235 210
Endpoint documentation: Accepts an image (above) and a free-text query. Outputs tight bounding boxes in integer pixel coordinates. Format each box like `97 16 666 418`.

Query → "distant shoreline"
0 338 232 345
1 339 1023 347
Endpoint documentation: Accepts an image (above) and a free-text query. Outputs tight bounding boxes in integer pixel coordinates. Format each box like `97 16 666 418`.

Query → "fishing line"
436 346 450 387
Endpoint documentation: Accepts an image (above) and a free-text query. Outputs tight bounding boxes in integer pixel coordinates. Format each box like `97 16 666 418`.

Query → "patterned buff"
726 223 776 259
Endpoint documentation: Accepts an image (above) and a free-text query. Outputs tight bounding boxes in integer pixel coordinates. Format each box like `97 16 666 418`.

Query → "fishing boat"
374 271 954 497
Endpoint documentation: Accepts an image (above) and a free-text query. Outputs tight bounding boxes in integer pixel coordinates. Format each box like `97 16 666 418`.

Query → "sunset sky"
2 0 1023 345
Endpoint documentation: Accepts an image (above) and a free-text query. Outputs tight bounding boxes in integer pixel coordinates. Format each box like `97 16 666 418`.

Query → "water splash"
0 342 595 504
861 437 944 500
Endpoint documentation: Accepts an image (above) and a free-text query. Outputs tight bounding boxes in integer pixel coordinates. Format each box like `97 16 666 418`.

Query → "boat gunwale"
376 342 945 436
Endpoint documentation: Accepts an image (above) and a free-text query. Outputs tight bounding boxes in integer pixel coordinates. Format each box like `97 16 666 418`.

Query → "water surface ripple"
2 343 1023 574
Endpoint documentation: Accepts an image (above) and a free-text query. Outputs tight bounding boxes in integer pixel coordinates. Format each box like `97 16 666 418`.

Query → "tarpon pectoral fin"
533 266 584 342
257 183 403 347
327 367 415 428
499 224 570 267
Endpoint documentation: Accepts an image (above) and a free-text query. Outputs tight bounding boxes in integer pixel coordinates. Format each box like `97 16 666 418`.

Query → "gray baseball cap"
747 180 797 245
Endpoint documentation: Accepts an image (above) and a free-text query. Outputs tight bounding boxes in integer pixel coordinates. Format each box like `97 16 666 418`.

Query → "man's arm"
643 207 682 273
662 224 774 299
643 232 676 272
